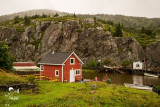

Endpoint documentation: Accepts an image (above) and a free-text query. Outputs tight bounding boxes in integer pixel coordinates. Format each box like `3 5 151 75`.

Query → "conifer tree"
0 41 14 69
14 16 21 24
113 23 123 37
54 13 59 17
24 15 31 25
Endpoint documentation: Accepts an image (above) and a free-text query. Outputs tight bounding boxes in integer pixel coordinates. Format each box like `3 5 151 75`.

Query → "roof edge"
38 63 65 66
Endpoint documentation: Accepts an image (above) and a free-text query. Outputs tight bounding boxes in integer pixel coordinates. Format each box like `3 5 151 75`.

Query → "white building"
133 61 144 70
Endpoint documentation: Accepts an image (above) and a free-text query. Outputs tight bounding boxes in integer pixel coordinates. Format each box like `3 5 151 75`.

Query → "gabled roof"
38 52 84 65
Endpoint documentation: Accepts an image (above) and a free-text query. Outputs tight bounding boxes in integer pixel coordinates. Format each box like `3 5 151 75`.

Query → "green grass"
0 81 159 107
0 72 28 85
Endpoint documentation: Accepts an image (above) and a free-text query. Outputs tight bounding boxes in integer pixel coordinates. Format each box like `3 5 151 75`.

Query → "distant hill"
0 9 69 22
1 9 160 34
78 14 160 32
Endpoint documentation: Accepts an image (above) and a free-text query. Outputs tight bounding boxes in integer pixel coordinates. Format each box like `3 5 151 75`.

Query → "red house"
38 52 84 83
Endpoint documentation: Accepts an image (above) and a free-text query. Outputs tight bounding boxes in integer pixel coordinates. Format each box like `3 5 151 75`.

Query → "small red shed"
38 52 84 83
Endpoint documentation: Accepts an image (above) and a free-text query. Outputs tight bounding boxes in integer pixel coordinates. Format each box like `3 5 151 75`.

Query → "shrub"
121 59 131 67
14 16 21 24
103 58 111 66
73 13 76 18
85 60 100 69
31 14 40 19
106 20 114 25
153 86 160 95
106 78 111 84
15 26 25 32
27 76 35 83
54 13 59 17
41 13 47 18
24 15 31 25
0 41 14 70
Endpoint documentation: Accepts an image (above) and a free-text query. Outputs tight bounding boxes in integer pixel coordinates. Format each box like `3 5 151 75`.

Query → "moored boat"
124 83 153 90
144 73 158 78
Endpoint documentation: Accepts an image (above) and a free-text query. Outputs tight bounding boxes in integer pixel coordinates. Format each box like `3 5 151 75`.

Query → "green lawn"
0 81 160 107
0 72 28 85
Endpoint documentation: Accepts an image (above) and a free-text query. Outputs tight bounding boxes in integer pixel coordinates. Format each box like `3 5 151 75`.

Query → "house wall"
41 65 62 81
133 62 144 70
63 54 81 82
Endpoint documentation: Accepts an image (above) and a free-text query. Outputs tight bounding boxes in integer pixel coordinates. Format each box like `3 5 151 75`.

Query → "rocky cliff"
0 18 159 67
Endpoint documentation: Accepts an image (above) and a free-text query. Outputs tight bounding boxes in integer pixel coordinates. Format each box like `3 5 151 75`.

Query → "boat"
124 83 153 90
144 73 159 78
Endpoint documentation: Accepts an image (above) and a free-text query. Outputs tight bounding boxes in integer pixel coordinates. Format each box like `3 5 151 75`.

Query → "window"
70 58 75 65
75 70 80 75
40 65 43 71
136 64 139 67
55 70 59 76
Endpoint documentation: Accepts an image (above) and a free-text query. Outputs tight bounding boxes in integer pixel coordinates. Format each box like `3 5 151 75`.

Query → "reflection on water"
83 71 160 86
133 75 143 85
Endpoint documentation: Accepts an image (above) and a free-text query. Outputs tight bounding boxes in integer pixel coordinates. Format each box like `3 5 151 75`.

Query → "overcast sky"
0 0 160 18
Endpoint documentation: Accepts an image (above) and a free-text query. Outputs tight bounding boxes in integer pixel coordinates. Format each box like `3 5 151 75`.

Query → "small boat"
144 73 158 78
124 83 153 90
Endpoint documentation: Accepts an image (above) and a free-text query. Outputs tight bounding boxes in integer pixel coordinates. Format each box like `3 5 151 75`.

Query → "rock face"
145 42 160 67
0 19 159 67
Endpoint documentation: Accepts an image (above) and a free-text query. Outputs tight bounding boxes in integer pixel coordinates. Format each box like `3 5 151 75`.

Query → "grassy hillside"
0 72 28 85
0 81 159 106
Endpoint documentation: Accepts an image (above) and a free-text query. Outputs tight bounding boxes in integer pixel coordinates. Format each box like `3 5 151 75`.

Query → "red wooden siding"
13 62 35 66
41 65 62 81
63 54 81 82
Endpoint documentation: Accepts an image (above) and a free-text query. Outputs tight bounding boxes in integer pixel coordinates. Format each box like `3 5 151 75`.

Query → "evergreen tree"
113 23 123 37
42 13 47 18
24 15 31 25
0 41 14 70
14 16 21 24
73 13 76 18
54 13 59 17
94 16 97 24
145 29 153 35
31 14 40 19
141 26 146 34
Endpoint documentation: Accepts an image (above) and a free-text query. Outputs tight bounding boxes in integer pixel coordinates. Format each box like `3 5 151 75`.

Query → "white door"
70 70 75 82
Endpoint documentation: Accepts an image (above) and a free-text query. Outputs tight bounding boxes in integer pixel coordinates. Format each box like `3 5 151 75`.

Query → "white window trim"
40 65 44 71
55 70 59 76
70 58 75 65
75 69 81 75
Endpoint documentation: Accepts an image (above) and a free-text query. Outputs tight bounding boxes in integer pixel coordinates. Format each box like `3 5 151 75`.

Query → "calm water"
83 71 160 86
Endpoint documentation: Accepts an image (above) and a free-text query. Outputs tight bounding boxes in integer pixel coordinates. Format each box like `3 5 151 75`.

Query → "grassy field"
0 80 160 107
0 72 29 85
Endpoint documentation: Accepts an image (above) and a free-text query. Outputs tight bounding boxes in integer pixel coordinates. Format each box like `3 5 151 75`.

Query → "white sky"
0 0 160 18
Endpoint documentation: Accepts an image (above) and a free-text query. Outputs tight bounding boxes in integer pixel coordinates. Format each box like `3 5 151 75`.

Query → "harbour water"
83 70 160 86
